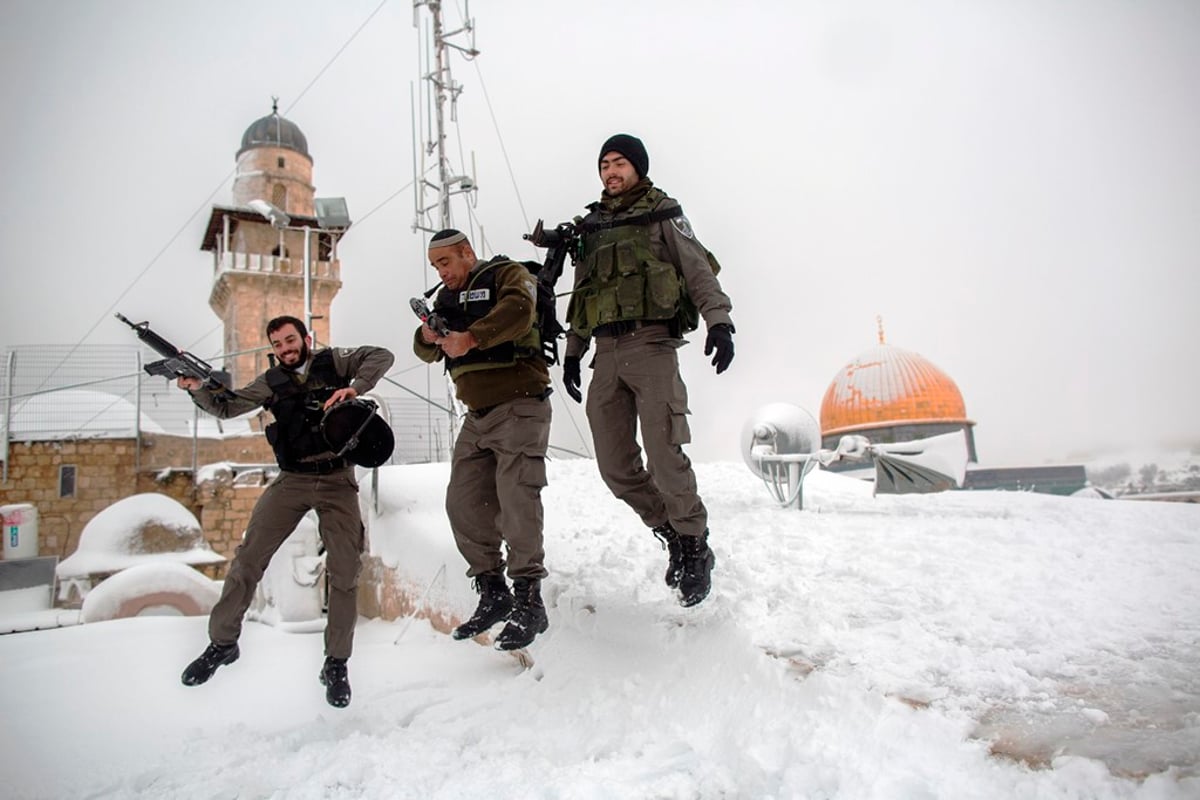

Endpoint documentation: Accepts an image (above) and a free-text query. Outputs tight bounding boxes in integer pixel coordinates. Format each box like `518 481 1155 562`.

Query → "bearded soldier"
177 315 394 708
562 133 735 608
413 229 552 651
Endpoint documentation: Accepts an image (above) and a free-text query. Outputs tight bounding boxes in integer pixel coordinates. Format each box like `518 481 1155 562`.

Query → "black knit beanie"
598 134 649 179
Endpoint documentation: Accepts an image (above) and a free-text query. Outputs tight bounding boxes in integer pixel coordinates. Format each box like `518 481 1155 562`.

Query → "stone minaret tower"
199 100 347 386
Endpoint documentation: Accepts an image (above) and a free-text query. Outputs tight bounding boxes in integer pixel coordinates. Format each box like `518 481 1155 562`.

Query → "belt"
592 320 668 338
283 457 347 474
471 388 552 419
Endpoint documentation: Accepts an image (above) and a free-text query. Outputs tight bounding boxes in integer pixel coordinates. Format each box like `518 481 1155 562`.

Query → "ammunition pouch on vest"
436 258 541 379
567 189 714 337
263 350 349 468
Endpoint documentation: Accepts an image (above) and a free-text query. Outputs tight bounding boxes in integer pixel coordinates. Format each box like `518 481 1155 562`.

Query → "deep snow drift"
1 460 1197 799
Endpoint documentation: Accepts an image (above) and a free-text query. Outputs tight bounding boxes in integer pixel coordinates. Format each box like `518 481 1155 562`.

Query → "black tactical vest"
435 258 540 379
263 349 349 466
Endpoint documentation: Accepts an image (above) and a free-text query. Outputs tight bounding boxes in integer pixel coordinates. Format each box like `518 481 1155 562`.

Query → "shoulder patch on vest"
671 216 694 239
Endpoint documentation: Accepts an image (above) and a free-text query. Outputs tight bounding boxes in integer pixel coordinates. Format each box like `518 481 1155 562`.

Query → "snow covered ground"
1 460 1198 799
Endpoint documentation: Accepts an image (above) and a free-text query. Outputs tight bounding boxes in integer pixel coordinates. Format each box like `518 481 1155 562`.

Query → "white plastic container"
1 504 39 560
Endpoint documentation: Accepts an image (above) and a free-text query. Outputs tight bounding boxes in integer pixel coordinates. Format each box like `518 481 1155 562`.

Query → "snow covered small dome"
820 343 971 437
58 493 224 578
238 102 309 158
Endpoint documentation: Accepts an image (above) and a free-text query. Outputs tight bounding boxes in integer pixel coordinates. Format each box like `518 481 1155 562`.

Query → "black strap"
579 205 684 234
282 457 347 475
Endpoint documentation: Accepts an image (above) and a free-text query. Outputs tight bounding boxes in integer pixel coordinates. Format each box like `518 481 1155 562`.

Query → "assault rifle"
523 219 581 364
115 313 233 396
523 218 580 292
408 296 450 337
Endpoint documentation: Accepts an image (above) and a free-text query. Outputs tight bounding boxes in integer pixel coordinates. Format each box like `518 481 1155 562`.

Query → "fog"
2 0 1197 465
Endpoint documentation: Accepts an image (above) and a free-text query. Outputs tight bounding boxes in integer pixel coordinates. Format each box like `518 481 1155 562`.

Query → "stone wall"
194 467 271 569
357 554 461 633
1 436 415 624
0 435 272 573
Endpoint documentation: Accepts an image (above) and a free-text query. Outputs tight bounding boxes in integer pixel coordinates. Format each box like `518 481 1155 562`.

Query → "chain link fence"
2 344 452 471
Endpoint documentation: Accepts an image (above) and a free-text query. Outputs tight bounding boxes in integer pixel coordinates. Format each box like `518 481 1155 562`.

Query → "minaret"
199 100 347 386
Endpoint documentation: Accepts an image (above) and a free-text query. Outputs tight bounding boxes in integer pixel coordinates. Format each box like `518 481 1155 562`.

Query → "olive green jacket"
413 260 550 411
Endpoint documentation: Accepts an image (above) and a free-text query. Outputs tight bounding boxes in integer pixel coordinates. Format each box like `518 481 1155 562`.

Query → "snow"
80 561 220 623
0 585 52 615
56 492 224 579
1 460 1198 799
824 345 963 412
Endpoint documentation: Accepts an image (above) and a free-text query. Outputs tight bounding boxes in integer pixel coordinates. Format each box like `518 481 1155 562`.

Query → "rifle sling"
579 205 684 234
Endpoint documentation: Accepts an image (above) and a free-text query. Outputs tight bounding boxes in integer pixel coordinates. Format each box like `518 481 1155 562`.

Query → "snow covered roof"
3 387 260 442
57 493 224 578
5 389 166 441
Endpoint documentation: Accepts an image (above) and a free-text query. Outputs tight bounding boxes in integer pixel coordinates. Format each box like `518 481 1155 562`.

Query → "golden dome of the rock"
820 344 971 437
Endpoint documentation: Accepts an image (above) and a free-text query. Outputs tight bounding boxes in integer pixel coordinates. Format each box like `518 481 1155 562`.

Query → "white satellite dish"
740 403 822 507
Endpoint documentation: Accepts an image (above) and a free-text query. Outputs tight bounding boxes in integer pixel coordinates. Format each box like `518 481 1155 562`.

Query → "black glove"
704 323 735 374
562 356 582 403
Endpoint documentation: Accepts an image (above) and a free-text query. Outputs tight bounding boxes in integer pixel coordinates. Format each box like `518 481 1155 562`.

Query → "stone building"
818 326 1086 495
1 102 348 577
200 99 348 385
820 332 978 463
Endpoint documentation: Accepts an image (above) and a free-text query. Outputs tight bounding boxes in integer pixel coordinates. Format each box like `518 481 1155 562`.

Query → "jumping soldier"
178 315 394 708
413 229 553 651
562 133 735 608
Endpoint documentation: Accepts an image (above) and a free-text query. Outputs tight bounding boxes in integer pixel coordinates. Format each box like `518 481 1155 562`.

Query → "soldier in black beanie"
597 133 649 180
561 133 736 609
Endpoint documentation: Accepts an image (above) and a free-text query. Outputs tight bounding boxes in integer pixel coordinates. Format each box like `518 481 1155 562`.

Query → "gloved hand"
704 323 735 374
562 356 582 402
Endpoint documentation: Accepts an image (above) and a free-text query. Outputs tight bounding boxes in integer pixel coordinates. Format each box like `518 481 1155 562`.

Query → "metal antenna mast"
413 0 479 234
412 0 480 460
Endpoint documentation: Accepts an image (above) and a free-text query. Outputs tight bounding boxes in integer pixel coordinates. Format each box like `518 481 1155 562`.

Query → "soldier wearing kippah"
562 133 735 608
414 229 552 651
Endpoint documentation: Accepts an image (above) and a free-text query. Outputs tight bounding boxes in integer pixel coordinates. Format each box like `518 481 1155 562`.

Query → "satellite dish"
740 402 821 479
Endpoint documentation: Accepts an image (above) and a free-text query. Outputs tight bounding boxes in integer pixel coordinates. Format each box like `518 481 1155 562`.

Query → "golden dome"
820 343 971 436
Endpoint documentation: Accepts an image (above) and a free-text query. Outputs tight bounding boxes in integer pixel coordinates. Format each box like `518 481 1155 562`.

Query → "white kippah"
428 231 467 251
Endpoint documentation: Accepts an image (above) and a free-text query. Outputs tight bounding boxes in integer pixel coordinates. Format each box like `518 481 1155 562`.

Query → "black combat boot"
677 530 715 608
319 656 351 708
494 577 549 650
181 641 239 686
451 571 514 640
651 522 684 588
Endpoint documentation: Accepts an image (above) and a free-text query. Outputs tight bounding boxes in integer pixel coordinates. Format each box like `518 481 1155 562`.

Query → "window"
59 465 77 498
277 156 285 168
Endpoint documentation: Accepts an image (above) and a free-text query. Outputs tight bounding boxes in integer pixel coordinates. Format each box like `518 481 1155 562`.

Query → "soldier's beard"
280 342 310 370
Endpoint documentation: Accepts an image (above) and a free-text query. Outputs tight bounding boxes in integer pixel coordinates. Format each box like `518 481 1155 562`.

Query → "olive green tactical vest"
567 188 701 337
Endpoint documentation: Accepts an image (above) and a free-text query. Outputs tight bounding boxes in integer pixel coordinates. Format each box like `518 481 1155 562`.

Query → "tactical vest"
435 258 541 379
567 187 697 337
263 350 348 466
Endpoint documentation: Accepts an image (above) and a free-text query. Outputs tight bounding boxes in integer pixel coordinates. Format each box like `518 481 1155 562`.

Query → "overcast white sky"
2 0 1198 467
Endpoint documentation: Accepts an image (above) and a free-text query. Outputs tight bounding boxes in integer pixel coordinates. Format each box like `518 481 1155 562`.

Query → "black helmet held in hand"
321 398 395 468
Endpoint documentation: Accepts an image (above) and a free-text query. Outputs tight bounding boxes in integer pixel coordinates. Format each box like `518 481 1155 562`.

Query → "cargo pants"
208 468 364 660
585 323 709 536
446 395 551 580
